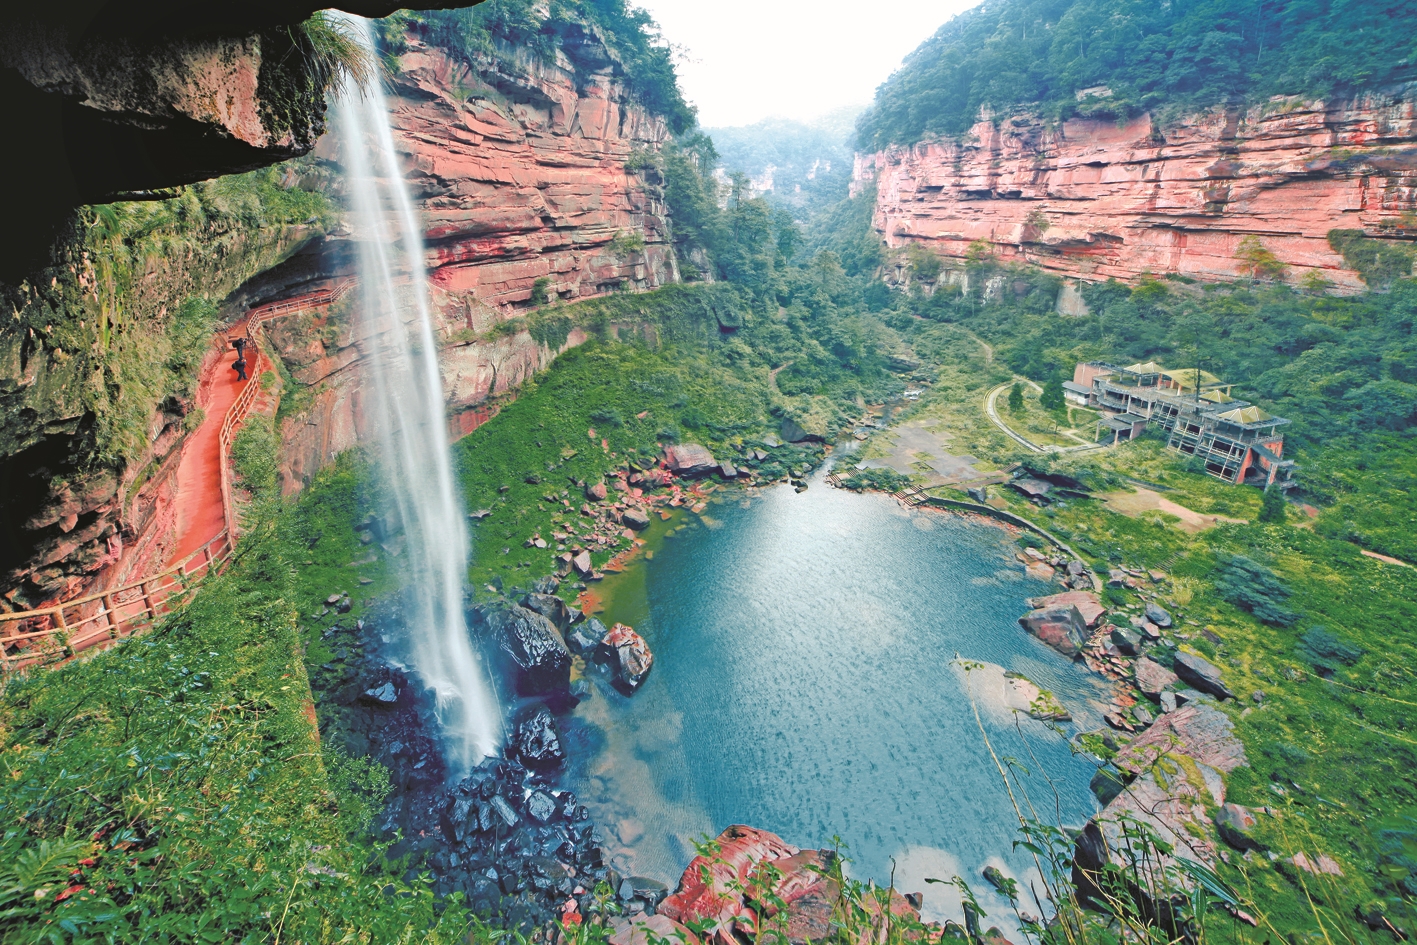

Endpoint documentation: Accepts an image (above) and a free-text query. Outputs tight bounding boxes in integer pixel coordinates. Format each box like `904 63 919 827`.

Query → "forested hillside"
705 107 859 213
857 0 1417 148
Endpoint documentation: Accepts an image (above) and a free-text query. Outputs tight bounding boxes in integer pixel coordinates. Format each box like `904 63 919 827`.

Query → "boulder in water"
596 623 654 693
487 604 572 694
1018 604 1090 657
622 507 651 530
567 616 607 655
1027 590 1105 628
523 592 574 630
508 704 565 770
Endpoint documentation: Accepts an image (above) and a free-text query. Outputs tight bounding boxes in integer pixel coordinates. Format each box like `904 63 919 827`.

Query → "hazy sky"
633 0 982 129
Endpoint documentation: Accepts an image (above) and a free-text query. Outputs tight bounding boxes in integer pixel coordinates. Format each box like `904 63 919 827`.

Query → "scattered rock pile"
652 825 923 945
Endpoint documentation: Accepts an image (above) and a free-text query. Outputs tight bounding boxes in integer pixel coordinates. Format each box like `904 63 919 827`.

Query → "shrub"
838 467 913 493
1297 626 1365 674
1214 554 1299 626
1257 484 1287 523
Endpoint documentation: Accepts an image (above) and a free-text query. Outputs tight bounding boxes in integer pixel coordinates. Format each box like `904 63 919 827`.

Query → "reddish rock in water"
855 90 1417 296
1018 603 1091 657
659 825 921 945
597 623 653 693
1027 590 1106 628
663 444 718 476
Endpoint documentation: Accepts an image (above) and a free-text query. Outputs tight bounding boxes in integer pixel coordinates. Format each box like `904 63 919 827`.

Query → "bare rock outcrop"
658 825 921 945
1075 704 1247 897
856 89 1417 295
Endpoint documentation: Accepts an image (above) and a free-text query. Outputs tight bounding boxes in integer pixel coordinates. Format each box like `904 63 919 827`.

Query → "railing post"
103 594 117 639
54 607 73 657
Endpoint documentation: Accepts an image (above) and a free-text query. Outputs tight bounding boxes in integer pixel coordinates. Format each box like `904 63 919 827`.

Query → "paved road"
983 380 1105 455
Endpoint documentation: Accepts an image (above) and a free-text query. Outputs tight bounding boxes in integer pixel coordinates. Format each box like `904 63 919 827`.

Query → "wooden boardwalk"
0 282 352 672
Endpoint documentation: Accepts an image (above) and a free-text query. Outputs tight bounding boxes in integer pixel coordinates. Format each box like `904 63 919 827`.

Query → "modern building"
1074 361 1296 489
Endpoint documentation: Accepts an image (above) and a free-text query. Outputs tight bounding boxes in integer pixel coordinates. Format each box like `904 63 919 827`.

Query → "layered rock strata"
272 28 678 492
855 88 1417 295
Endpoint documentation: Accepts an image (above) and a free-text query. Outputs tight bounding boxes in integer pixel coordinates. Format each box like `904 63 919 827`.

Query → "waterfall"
334 17 503 770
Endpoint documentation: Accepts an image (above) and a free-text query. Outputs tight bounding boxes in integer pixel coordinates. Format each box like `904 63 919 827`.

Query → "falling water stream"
335 18 502 770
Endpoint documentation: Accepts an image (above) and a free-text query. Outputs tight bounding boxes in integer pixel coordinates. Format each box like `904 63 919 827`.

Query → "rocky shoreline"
305 437 833 932
313 429 1259 940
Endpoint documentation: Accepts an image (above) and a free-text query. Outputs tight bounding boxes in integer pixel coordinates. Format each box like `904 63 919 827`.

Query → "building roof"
1161 368 1224 391
1062 381 1092 394
1215 405 1275 425
1124 361 1165 374
1200 389 1235 403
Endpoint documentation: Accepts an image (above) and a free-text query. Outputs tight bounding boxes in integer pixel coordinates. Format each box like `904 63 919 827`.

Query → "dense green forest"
856 0 1417 149
704 108 859 215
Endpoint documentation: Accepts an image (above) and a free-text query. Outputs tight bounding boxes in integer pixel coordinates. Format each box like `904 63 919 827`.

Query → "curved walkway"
983 380 1104 455
0 283 352 671
170 328 248 563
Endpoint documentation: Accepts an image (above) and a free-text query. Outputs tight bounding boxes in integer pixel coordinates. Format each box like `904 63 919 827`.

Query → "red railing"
0 281 355 672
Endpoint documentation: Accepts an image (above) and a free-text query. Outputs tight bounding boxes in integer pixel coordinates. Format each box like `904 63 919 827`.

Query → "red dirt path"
168 330 247 563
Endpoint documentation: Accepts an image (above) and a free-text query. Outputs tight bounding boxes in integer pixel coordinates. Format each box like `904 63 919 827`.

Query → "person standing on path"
231 336 248 382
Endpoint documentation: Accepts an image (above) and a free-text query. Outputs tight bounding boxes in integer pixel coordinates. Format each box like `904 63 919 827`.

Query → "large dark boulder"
567 616 607 655
1018 604 1090 657
779 416 824 443
1144 602 1174 628
523 592 575 631
508 704 565 771
488 604 572 694
1173 651 1234 700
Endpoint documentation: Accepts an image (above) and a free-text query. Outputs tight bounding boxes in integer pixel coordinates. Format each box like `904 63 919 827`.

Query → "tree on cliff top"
856 0 1417 150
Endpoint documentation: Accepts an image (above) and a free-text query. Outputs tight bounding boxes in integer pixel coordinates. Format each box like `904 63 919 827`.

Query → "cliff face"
271 30 678 491
855 87 1417 295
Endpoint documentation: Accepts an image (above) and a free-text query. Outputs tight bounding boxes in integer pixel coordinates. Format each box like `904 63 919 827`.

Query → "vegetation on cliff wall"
856 0 1417 148
0 166 331 470
385 0 695 133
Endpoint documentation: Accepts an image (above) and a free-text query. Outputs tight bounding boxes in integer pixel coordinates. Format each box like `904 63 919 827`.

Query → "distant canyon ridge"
854 86 1417 300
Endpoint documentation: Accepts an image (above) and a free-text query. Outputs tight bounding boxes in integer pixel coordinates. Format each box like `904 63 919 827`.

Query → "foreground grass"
876 330 1417 938
457 336 827 590
0 474 474 943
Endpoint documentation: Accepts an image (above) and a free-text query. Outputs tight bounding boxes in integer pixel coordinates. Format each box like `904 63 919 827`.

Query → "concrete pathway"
169 329 248 562
983 380 1104 455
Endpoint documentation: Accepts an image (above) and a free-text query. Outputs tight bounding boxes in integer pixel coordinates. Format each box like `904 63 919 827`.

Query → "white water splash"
334 17 502 769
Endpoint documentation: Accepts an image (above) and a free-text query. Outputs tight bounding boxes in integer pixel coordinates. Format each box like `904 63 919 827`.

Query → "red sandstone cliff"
854 87 1417 298
273 27 679 491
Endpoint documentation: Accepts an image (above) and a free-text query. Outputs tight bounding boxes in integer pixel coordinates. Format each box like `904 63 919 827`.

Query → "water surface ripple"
566 471 1107 928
